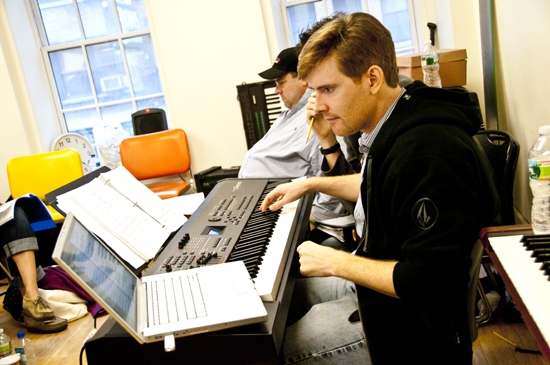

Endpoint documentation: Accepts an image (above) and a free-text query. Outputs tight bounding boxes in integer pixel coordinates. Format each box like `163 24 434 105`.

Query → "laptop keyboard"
147 272 207 326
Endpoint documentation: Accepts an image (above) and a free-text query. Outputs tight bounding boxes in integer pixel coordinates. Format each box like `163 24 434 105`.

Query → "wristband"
319 142 340 155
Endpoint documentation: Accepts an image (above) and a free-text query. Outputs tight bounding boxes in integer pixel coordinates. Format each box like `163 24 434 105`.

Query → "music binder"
45 165 112 217
55 166 187 269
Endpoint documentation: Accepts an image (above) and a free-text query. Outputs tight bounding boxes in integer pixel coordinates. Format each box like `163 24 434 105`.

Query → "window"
30 0 166 145
279 0 417 56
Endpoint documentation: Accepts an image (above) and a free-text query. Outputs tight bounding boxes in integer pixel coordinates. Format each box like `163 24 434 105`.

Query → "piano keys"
146 178 302 301
236 81 283 149
246 199 299 300
482 227 550 362
522 235 550 278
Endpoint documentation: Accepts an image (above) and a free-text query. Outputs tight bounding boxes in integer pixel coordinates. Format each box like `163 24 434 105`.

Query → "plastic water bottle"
420 41 442 88
90 153 101 171
0 329 12 358
529 125 550 234
13 331 36 365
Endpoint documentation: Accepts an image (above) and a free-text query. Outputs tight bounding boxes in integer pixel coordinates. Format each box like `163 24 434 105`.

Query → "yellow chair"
120 128 192 199
7 149 84 224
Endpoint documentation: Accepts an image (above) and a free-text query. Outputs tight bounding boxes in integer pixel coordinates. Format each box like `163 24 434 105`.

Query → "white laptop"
53 212 268 348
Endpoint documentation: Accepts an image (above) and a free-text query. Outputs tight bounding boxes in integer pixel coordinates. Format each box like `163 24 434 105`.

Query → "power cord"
79 317 99 365
79 328 98 365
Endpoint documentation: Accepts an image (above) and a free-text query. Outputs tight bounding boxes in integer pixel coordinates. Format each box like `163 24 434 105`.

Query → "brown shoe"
22 296 54 320
24 315 67 334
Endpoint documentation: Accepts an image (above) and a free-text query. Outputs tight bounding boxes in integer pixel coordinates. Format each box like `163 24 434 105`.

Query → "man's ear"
363 65 384 94
300 78 309 88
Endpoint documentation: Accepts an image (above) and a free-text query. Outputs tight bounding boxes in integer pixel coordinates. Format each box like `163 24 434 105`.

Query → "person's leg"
287 276 351 325
11 251 39 298
2 207 45 296
0 206 67 333
307 228 355 252
283 277 370 364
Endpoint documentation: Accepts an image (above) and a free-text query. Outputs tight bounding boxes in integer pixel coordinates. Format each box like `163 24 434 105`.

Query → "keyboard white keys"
254 200 298 301
489 235 550 356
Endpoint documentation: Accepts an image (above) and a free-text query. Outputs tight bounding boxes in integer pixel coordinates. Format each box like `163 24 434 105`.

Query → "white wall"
491 0 550 221
413 0 548 222
145 1 272 177
415 0 485 121
0 0 33 200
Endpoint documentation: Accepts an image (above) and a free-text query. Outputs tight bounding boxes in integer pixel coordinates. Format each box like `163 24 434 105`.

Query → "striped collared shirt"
354 87 406 242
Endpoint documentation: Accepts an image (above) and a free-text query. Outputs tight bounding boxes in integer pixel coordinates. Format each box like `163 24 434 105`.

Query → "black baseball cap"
258 47 298 80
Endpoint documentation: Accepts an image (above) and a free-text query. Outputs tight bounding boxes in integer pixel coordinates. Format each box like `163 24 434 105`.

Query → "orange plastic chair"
120 128 192 199
7 149 84 224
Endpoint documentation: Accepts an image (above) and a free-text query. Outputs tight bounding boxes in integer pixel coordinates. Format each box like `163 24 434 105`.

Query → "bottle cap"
16 331 25 339
540 125 550 135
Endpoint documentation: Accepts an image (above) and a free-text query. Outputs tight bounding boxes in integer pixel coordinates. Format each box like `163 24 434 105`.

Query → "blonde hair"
298 12 399 87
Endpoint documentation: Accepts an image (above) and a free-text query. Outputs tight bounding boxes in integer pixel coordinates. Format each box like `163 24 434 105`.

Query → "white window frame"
278 0 419 55
27 0 164 136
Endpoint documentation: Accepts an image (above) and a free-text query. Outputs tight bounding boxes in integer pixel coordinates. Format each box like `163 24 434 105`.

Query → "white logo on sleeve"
412 198 438 230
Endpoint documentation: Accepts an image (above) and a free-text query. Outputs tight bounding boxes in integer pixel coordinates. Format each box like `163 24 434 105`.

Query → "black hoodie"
331 81 499 364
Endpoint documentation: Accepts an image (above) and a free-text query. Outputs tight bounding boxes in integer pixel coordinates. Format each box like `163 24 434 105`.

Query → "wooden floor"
0 290 108 365
0 289 546 365
473 317 549 365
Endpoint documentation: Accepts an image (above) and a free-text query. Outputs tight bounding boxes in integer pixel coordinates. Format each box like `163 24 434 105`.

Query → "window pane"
286 2 324 46
78 0 119 39
34 0 164 140
282 0 416 55
136 96 166 112
328 0 365 14
38 0 82 45
100 102 134 136
117 0 149 32
123 35 162 97
378 0 413 53
64 108 100 143
50 48 95 109
87 41 131 103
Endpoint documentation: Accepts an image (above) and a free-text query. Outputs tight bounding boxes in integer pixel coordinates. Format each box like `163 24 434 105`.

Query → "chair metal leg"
482 261 505 298
0 258 13 282
0 258 13 296
476 280 493 325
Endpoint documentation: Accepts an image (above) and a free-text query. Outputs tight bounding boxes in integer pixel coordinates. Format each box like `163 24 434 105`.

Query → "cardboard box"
397 48 467 87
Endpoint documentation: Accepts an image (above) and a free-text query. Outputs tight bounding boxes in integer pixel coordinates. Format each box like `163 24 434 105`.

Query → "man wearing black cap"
239 47 351 232
257 47 307 111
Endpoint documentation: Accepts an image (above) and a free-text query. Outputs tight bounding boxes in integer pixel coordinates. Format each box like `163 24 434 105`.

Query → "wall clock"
51 133 97 174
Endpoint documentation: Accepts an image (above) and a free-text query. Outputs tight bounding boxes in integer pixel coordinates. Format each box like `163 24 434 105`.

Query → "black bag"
3 281 23 322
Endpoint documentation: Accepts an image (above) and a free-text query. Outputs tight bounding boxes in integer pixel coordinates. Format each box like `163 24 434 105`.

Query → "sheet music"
57 166 188 268
165 192 205 216
66 204 145 269
98 167 185 232
0 200 17 227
